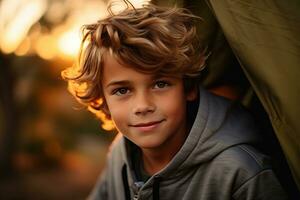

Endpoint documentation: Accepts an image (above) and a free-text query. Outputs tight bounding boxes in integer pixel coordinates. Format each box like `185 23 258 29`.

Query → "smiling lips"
130 120 164 132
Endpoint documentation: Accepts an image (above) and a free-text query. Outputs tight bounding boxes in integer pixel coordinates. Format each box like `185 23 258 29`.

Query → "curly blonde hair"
62 3 206 127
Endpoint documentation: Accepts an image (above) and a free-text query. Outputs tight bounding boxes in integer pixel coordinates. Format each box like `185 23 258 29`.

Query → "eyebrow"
104 74 173 89
153 74 165 79
105 80 131 89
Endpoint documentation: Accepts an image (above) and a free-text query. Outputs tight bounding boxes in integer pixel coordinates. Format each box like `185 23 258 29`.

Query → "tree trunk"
0 53 19 177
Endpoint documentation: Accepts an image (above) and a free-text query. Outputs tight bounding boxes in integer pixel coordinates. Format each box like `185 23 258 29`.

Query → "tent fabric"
153 0 300 191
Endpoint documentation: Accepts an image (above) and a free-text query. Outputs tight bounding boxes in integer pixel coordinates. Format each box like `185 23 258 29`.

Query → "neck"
141 148 174 175
141 129 188 175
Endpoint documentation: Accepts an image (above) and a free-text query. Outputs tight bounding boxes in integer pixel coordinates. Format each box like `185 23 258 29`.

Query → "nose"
133 91 155 116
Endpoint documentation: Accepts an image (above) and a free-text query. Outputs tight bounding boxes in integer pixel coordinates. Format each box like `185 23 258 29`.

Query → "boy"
62 3 287 200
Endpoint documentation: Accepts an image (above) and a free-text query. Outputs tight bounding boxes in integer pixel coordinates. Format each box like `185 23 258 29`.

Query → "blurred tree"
0 53 19 176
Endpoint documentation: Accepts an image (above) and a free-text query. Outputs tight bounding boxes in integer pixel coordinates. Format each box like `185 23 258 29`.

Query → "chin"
134 139 165 150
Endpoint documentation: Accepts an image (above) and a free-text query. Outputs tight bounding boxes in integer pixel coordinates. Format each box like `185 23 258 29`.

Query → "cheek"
103 95 118 115
105 100 128 126
158 92 187 116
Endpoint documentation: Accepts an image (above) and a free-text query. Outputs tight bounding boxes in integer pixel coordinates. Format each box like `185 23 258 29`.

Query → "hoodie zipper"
122 164 145 200
122 164 162 200
132 181 144 200
132 177 161 200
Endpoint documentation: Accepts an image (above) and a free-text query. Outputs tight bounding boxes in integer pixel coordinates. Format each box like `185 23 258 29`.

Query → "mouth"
130 120 165 131
131 120 164 127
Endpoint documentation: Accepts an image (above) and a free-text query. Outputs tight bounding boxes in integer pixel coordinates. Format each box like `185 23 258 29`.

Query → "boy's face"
102 54 196 152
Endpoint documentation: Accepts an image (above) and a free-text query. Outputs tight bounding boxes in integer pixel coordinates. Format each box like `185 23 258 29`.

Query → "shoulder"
212 144 272 179
214 145 288 199
211 144 273 190
215 144 271 173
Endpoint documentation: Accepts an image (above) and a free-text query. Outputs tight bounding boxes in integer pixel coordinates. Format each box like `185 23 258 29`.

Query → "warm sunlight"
57 29 81 59
0 0 150 60
0 0 46 54
108 0 150 13
67 81 115 131
35 34 56 60
88 106 116 131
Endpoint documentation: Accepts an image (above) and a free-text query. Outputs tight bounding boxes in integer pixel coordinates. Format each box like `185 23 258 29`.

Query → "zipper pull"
132 181 144 200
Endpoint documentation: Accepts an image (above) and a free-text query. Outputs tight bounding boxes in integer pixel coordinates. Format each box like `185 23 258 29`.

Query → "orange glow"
66 80 115 131
35 35 56 60
54 0 108 60
0 0 149 60
57 29 81 59
88 104 115 131
15 37 31 56
109 0 150 12
0 0 46 54
67 81 88 97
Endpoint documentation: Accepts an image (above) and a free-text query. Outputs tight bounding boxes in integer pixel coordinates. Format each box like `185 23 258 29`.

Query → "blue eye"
113 88 129 96
154 81 169 89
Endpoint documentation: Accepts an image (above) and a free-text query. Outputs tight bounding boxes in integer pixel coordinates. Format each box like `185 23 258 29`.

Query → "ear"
102 104 112 120
101 99 111 120
186 86 198 101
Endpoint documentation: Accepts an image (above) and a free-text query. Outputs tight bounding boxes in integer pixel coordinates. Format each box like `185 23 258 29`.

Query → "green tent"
153 0 300 197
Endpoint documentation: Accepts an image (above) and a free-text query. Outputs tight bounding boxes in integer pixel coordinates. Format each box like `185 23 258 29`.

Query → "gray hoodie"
88 88 287 200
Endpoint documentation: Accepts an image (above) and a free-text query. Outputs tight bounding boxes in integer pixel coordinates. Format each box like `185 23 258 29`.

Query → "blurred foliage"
0 0 120 199
0 43 116 200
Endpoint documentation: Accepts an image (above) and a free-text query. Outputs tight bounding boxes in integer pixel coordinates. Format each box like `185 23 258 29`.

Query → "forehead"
103 53 129 72
103 54 144 78
102 54 173 85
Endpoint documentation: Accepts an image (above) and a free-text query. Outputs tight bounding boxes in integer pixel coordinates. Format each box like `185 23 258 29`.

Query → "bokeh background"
0 0 148 199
